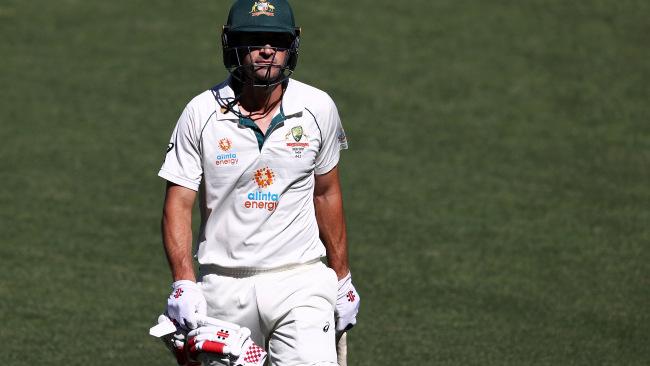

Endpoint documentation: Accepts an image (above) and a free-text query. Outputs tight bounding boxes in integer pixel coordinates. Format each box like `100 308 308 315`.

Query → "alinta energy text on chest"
216 152 238 166
244 167 280 211
216 138 238 166
244 191 279 211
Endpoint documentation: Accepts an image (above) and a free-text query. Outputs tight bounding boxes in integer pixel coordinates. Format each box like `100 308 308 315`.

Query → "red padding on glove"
201 340 226 354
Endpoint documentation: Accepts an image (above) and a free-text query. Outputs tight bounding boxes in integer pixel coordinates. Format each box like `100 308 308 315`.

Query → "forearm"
314 180 349 279
162 183 197 282
162 211 195 281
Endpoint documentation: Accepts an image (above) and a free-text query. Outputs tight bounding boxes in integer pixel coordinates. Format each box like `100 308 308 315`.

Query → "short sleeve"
158 106 203 190
315 96 348 175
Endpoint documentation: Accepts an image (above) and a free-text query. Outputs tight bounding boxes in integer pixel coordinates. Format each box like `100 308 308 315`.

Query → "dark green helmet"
222 0 301 86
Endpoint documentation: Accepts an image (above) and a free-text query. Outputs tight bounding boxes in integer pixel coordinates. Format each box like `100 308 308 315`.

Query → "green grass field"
1 0 648 365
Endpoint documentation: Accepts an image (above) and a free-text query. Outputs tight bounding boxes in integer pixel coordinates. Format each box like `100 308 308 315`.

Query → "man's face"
231 32 294 82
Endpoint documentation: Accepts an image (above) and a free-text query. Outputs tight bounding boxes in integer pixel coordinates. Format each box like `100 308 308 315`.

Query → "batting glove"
335 272 360 332
156 314 201 366
187 320 267 366
167 280 207 331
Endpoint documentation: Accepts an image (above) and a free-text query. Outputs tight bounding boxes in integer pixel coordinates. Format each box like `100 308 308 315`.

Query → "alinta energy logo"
245 167 279 211
285 125 310 158
216 138 238 166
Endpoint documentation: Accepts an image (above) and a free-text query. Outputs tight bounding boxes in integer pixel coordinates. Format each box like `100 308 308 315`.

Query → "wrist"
171 270 196 283
337 271 352 288
172 280 198 289
332 266 350 280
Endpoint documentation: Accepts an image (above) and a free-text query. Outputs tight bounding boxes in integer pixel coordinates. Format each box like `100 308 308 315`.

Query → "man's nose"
260 45 274 55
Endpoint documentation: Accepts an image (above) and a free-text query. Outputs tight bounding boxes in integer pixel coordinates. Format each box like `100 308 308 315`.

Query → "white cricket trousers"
199 260 338 366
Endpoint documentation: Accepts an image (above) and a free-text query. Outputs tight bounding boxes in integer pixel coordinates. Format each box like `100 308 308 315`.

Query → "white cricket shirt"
159 78 348 269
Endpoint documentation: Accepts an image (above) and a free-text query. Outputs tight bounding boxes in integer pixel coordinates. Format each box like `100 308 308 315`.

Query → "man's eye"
234 36 291 48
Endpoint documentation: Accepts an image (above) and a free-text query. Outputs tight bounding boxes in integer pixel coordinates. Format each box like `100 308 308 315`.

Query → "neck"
234 79 286 119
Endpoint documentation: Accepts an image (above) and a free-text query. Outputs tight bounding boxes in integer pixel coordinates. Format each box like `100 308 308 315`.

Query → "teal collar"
239 107 286 151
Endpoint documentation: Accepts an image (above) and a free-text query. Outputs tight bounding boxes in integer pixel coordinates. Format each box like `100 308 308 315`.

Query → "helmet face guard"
222 26 300 87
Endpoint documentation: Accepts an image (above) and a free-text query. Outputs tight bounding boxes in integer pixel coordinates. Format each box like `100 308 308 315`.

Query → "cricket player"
157 0 360 365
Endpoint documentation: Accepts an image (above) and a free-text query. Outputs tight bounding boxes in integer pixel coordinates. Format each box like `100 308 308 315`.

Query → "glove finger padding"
188 324 266 366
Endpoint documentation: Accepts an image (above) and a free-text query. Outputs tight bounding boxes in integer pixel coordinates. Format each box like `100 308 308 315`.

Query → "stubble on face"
242 47 288 83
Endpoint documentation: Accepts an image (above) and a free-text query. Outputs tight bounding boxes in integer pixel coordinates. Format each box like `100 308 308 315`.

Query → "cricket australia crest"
250 0 275 16
285 125 309 158
291 126 303 142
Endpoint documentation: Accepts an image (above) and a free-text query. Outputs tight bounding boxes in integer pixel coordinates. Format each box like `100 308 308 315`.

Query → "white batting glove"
187 321 267 366
166 280 207 331
335 272 360 332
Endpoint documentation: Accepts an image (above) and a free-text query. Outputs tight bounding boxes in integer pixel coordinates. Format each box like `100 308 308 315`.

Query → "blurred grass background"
0 0 648 365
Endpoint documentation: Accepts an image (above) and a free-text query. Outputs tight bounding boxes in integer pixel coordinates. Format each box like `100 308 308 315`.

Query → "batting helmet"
222 0 301 86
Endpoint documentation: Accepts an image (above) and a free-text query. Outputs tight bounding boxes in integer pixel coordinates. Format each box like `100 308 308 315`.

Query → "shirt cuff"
158 169 200 191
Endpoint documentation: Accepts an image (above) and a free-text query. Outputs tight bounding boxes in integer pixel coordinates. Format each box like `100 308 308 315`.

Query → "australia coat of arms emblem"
250 0 275 16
